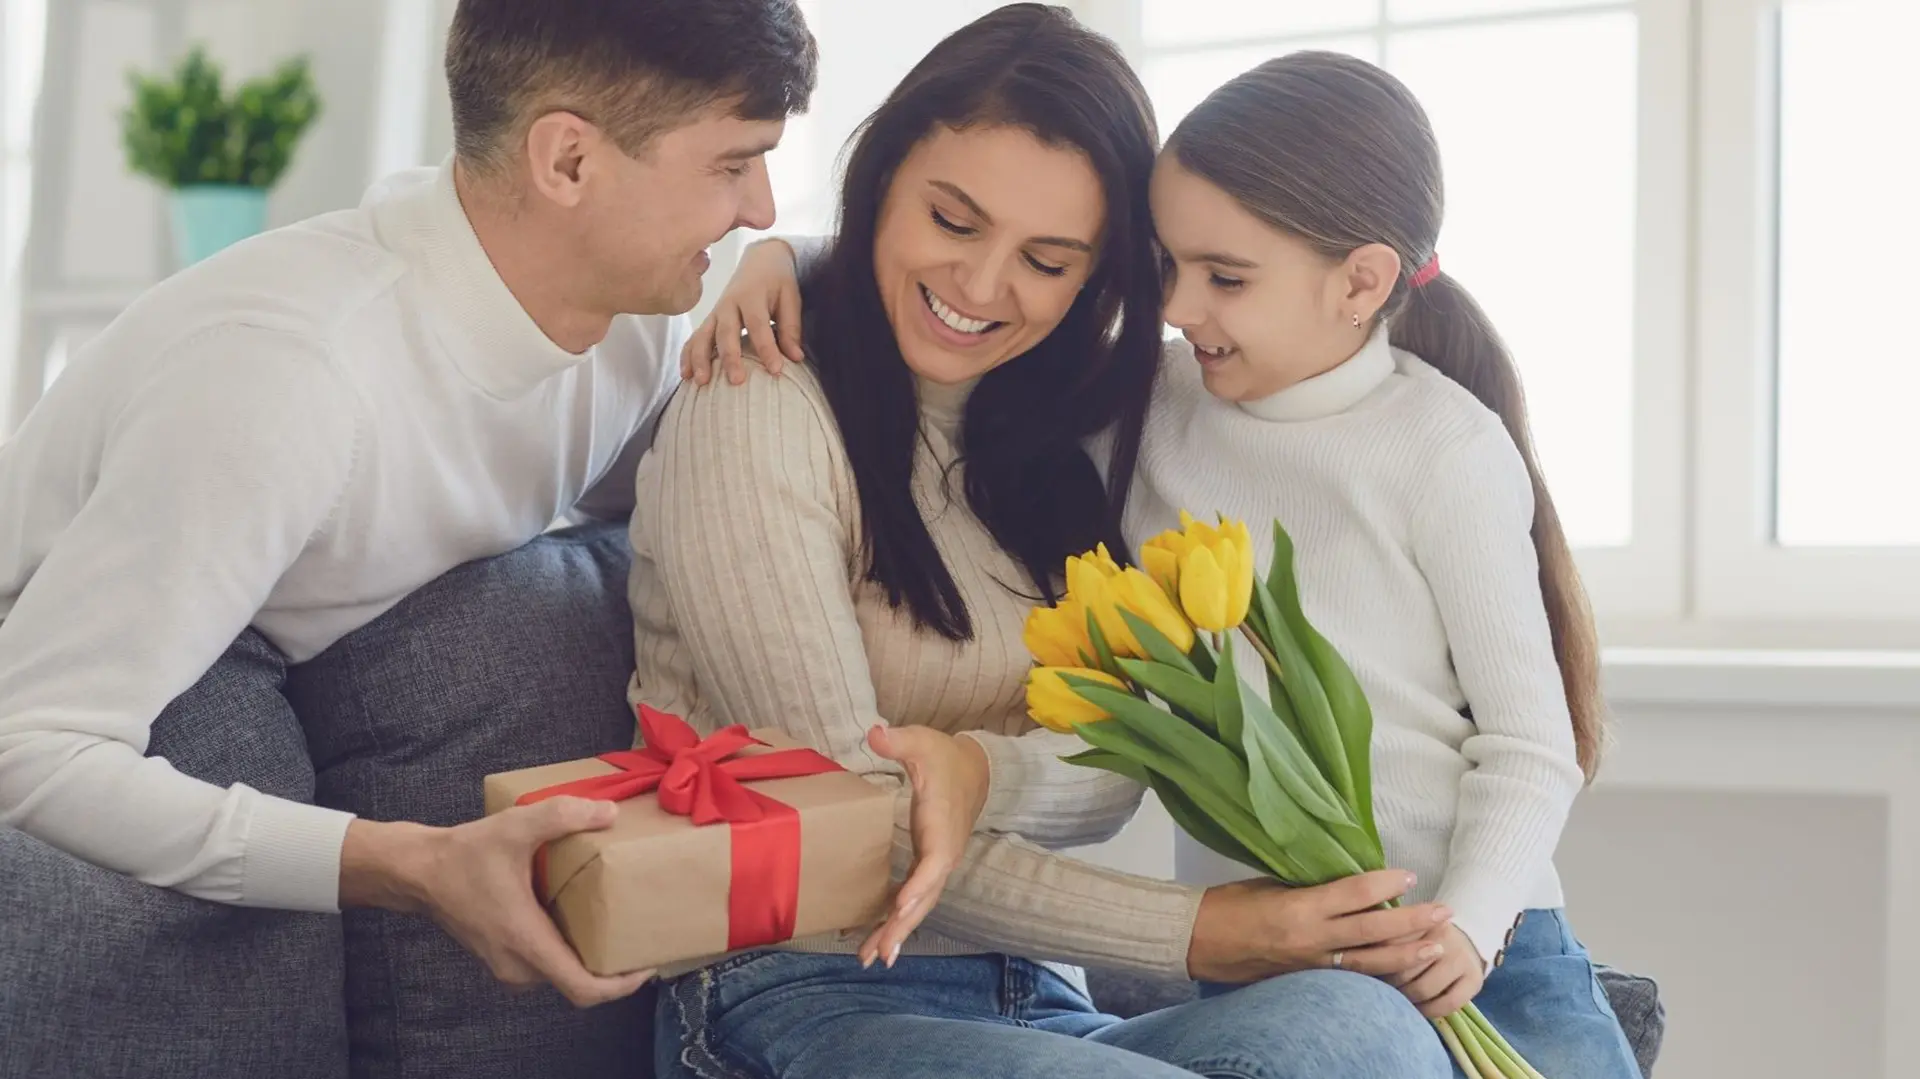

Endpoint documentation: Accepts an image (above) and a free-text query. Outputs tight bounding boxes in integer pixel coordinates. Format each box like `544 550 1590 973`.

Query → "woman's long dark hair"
1167 52 1608 778
801 3 1163 642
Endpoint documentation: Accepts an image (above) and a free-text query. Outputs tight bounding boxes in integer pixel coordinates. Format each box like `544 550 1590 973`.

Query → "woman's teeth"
1196 343 1236 359
922 285 1000 335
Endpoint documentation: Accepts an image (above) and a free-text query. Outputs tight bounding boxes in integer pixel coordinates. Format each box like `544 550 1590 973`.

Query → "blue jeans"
654 950 1451 1079
1460 909 1641 1079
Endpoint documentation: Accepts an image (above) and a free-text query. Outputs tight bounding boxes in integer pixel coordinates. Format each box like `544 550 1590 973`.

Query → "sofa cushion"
1 629 348 1079
288 522 653 1079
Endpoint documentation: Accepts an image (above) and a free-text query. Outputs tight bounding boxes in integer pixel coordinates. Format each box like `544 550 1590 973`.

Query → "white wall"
8 0 414 430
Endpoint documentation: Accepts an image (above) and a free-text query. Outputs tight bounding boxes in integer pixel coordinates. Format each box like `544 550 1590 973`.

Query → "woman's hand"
1387 921 1487 1018
1186 871 1453 985
682 238 807 387
856 724 991 968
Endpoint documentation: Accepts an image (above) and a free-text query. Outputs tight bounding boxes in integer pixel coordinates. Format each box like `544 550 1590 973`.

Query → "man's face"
583 109 784 316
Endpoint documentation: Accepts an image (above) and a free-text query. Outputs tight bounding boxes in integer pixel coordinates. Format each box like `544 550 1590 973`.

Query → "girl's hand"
1389 922 1487 1019
856 725 990 968
682 239 807 387
1186 871 1452 984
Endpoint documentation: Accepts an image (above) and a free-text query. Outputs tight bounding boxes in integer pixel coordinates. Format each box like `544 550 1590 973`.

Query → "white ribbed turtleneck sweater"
1125 326 1585 965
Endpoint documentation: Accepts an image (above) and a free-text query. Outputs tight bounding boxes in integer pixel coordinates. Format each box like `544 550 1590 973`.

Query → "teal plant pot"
170 184 270 265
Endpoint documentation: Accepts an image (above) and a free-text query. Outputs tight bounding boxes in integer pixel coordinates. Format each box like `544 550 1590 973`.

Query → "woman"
629 7 1451 1078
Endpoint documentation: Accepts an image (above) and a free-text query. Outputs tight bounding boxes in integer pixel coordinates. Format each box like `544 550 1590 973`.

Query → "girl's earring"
1351 312 1361 329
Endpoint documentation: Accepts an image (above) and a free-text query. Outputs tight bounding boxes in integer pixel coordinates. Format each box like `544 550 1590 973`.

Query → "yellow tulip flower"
1025 666 1127 733
1178 546 1230 631
1109 567 1197 653
1218 518 1254 627
1065 550 1126 650
1140 543 1181 601
1024 598 1093 669
1143 513 1257 632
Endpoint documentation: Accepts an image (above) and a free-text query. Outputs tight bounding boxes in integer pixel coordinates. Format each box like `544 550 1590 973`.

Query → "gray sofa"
0 522 1664 1078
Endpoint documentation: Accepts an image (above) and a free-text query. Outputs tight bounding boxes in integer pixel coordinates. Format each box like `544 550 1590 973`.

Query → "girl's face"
1150 155 1386 403
872 124 1105 387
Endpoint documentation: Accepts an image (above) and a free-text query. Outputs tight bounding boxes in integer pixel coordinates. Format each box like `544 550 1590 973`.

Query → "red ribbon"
515 704 842 951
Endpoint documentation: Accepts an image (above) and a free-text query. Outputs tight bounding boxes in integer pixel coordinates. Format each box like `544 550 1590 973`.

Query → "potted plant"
120 45 321 266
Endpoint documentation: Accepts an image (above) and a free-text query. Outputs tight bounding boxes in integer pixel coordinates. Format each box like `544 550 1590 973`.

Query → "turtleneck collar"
916 374 979 438
374 159 594 400
1236 323 1396 423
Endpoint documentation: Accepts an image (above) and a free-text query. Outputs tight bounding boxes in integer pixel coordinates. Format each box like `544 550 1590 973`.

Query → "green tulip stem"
1434 1016 1484 1078
1236 624 1287 685
1458 1013 1506 1078
1465 1006 1548 1079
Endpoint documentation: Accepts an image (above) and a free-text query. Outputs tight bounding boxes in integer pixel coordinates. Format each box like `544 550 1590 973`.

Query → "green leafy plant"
121 45 320 189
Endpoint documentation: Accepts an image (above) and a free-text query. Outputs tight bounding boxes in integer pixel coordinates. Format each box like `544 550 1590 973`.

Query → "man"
0 0 815 1012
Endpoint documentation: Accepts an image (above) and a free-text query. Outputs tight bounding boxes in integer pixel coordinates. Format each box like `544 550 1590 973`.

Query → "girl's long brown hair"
1166 51 1607 778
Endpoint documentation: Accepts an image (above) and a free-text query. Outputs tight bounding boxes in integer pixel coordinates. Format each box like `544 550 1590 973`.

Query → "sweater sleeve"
0 325 363 911
1410 423 1586 966
629 363 1203 977
957 726 1147 849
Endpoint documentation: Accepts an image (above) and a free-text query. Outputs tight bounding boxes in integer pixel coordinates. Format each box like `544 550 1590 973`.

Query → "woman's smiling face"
872 124 1106 385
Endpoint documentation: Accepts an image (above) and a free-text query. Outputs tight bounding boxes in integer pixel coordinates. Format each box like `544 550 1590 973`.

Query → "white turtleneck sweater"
1125 327 1585 966
0 162 686 913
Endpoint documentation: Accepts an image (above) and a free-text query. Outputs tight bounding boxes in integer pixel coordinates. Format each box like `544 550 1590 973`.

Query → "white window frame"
0 0 46 431
1075 0 1696 627
1692 0 1920 624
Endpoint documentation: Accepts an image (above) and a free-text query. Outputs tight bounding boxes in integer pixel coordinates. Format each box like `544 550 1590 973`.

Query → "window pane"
761 0 828 235
1387 0 1614 23
1774 0 1920 546
1141 1 1379 50
1387 13 1637 547
1144 37 1380 135
2 159 25 272
4 0 48 156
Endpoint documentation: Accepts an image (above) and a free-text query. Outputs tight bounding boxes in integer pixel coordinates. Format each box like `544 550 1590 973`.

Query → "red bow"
516 705 842 951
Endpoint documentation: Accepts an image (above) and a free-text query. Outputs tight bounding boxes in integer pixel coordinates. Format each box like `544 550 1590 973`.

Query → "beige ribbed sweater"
626 360 1204 980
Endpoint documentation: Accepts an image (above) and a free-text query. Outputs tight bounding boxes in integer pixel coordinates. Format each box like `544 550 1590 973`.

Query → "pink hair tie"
1408 253 1441 288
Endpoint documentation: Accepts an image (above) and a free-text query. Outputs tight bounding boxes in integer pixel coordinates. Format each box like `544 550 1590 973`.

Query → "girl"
692 49 1642 1079
1133 52 1640 1079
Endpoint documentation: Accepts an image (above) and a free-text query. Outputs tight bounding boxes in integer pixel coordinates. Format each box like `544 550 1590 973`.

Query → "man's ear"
523 111 597 209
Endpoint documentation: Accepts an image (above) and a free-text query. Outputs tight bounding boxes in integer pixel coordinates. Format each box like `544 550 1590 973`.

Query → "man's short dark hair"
446 0 817 172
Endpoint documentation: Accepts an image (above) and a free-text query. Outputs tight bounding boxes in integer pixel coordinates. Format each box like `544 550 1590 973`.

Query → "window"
1 0 47 429
1695 0 1920 625
1088 0 1920 642
1771 0 1920 548
1107 0 1689 622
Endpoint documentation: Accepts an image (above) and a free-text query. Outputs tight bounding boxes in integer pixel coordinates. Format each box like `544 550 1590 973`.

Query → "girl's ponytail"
1393 270 1606 778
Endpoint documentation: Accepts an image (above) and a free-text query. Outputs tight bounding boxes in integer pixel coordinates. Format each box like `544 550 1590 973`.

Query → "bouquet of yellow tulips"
1023 512 1550 1079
